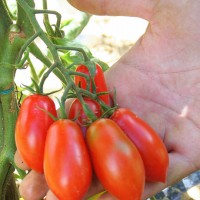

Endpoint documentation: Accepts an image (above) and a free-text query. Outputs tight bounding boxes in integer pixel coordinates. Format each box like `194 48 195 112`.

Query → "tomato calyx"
75 63 110 105
100 106 118 119
22 77 63 96
36 106 59 121
81 101 98 121
68 97 102 132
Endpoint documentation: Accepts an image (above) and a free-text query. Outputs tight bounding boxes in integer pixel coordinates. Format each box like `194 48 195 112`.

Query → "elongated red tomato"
15 94 57 173
75 64 110 105
110 108 169 182
86 119 145 200
44 119 92 200
68 98 102 136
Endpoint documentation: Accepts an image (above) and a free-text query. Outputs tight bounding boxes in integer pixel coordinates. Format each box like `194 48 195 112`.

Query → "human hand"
15 0 200 199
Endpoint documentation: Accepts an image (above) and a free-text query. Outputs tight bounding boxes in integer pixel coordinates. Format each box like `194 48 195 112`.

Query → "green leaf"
88 191 107 200
61 18 73 28
14 168 27 179
52 37 92 56
91 57 109 72
60 51 84 66
84 60 96 79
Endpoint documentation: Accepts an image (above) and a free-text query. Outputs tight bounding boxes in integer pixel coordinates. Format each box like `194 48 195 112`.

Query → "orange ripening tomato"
86 119 145 200
44 119 92 200
111 108 169 182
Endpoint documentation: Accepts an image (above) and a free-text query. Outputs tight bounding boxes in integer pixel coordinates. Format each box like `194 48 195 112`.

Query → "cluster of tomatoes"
15 63 169 200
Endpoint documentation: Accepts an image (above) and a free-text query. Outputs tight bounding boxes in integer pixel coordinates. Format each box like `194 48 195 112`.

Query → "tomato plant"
110 108 169 182
44 119 92 200
15 94 57 173
68 97 102 136
75 64 110 105
86 118 145 200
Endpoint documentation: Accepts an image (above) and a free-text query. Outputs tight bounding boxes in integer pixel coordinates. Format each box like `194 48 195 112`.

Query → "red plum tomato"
15 94 57 173
86 118 145 200
110 108 169 182
75 64 110 105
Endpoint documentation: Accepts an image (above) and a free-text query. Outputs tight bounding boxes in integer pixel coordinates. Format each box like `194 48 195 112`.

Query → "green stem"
15 47 30 69
68 71 91 90
0 99 4 175
28 56 39 83
0 90 19 200
5 174 19 200
30 43 52 66
42 0 48 11
55 45 90 62
16 0 60 63
0 2 37 199
60 82 73 119
16 0 35 38
30 43 67 85
0 159 14 199
0 20 26 199
34 9 61 31
17 0 89 79
42 0 54 36
17 0 72 91
0 0 12 30
76 91 98 121
2 0 16 21
39 62 59 93
77 88 97 99
1 90 18 165
15 32 41 65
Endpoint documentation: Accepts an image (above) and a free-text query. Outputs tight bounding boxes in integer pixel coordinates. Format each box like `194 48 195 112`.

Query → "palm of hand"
105 1 200 199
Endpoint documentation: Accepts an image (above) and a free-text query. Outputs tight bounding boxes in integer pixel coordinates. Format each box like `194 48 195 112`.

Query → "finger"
46 190 59 200
19 170 48 200
67 0 156 20
14 150 30 170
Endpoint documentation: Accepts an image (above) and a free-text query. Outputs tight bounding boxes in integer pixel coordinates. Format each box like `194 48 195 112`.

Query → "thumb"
67 0 156 20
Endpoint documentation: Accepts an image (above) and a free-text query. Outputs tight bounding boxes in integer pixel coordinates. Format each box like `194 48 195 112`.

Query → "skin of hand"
15 0 200 199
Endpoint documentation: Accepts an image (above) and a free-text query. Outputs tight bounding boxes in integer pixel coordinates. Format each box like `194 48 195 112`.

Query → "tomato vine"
0 0 97 199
